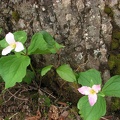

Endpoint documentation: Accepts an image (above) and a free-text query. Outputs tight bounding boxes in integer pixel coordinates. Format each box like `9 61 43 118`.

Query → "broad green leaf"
41 65 53 76
0 39 8 49
28 32 64 55
102 75 120 97
56 64 76 82
41 31 56 46
28 32 48 54
77 96 106 120
49 42 64 53
0 55 30 89
40 31 64 53
23 69 35 84
78 69 102 87
0 31 27 49
14 31 27 44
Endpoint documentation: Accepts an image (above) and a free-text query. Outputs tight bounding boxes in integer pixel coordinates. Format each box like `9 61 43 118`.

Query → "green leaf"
41 65 53 76
28 32 64 55
77 96 106 120
0 55 30 89
40 31 64 53
23 69 35 84
41 31 56 46
0 39 8 49
0 31 27 49
56 64 76 82
78 69 102 87
102 75 120 97
14 31 27 44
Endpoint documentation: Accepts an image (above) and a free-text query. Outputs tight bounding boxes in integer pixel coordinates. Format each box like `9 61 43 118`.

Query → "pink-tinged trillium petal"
78 84 101 106
78 86 91 95
5 32 15 44
88 93 97 106
92 85 101 93
2 46 14 55
15 42 24 52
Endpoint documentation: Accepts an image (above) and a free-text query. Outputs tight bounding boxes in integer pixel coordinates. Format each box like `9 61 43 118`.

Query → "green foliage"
14 31 27 44
78 69 102 87
77 96 106 120
28 31 63 55
102 75 120 97
23 69 35 84
41 31 64 53
2 30 120 119
0 55 30 89
0 31 27 49
41 65 53 76
56 64 76 82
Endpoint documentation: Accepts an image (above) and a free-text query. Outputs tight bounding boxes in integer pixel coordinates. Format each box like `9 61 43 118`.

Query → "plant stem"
30 63 36 75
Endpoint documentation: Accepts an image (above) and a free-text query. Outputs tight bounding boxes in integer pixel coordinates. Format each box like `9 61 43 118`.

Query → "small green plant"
1 31 120 120
0 31 63 89
56 68 120 120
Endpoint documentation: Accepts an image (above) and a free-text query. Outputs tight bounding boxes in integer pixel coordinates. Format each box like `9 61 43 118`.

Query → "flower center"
10 43 16 49
90 89 96 94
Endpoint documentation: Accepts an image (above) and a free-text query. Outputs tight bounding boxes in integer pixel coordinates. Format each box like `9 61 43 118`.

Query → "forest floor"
0 81 120 120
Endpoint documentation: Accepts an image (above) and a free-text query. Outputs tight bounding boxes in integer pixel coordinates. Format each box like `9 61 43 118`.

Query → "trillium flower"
2 32 24 55
78 84 101 106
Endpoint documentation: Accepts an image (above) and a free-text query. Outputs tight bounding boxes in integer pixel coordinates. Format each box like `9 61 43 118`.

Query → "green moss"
113 32 120 40
108 54 120 75
108 60 115 70
111 98 120 111
111 39 119 50
104 5 113 17
12 11 20 22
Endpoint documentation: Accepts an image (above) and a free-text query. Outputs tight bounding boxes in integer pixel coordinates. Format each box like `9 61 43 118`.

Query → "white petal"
88 94 97 106
5 32 15 44
2 46 13 55
92 85 101 93
15 42 24 52
78 86 91 95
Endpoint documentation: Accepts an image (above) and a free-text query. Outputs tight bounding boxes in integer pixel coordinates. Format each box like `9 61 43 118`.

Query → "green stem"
30 63 36 75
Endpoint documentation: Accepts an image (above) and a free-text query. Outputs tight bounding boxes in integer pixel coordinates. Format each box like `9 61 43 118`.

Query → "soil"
0 81 120 120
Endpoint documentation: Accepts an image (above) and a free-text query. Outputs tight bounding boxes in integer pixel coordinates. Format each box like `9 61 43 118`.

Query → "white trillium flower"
2 32 24 55
78 84 101 106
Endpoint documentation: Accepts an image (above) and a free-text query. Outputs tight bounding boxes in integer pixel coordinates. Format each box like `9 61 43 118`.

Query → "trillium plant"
2 32 24 55
0 30 120 120
78 84 101 106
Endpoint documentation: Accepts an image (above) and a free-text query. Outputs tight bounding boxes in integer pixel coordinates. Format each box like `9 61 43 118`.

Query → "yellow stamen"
90 89 96 94
10 43 16 49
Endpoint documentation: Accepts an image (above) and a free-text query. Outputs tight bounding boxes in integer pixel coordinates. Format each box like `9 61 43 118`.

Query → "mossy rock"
12 11 20 22
111 39 119 50
113 32 120 40
111 97 120 111
104 5 113 17
108 54 120 75
108 60 115 70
